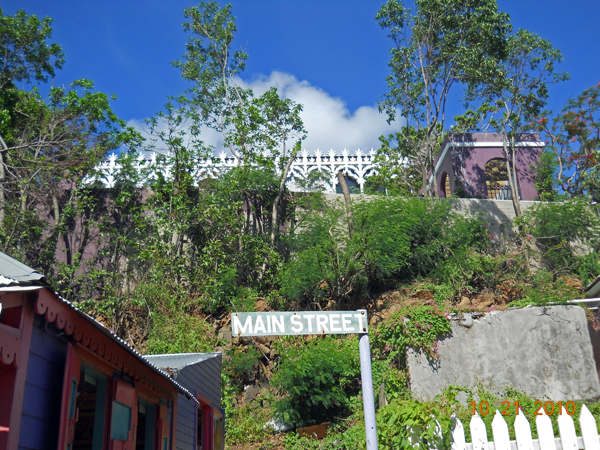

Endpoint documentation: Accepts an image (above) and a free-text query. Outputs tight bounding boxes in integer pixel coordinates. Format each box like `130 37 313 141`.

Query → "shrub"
271 337 360 428
280 197 489 307
516 200 600 273
146 313 219 354
373 306 451 367
377 399 452 450
225 346 260 384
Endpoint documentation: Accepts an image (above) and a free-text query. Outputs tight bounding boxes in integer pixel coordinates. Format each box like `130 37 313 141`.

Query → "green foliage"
366 126 435 196
532 150 558 201
281 197 490 308
577 252 600 286
0 7 64 91
281 195 416 307
272 337 360 428
0 8 141 294
376 0 511 196
516 199 600 273
283 423 366 450
225 345 260 382
536 83 600 202
509 270 580 308
373 305 451 372
225 401 271 446
377 398 452 450
146 313 219 354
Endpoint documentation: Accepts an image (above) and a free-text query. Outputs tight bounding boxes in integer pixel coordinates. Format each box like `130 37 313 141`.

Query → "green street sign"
231 311 368 337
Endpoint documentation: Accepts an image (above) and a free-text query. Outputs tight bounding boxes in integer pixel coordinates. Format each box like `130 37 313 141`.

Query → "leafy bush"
531 150 558 201
272 337 360 428
509 270 580 307
283 424 365 450
377 399 452 450
373 305 451 369
280 197 490 307
146 313 219 354
225 346 260 383
516 200 600 273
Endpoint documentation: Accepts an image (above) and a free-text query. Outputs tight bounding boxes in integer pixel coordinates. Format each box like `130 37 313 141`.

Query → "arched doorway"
440 172 451 198
484 158 512 200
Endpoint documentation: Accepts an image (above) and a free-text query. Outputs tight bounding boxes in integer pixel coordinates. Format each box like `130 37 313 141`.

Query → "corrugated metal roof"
54 291 200 403
0 252 45 285
144 352 221 370
0 251 199 405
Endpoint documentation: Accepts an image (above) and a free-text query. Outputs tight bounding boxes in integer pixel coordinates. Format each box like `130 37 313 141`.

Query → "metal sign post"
358 310 378 450
231 309 378 450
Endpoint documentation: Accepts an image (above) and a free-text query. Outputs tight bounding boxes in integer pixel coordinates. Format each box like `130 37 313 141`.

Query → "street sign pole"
358 309 378 450
231 309 378 448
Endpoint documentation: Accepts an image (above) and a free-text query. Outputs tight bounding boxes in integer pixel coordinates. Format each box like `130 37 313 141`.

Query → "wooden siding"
175 355 222 450
175 393 196 450
179 356 222 408
18 317 67 450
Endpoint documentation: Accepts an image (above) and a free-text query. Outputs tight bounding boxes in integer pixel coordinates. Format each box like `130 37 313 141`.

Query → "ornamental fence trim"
88 149 380 194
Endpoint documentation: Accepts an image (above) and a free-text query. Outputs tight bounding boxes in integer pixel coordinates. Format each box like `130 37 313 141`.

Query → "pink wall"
433 133 543 201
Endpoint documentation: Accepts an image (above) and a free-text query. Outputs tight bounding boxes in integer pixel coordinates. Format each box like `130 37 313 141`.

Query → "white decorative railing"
411 405 600 450
89 149 380 194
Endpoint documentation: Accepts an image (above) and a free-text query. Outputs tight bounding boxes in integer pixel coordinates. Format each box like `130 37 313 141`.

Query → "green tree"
173 2 305 253
0 9 140 278
465 29 568 216
376 0 510 197
535 84 600 204
0 8 64 91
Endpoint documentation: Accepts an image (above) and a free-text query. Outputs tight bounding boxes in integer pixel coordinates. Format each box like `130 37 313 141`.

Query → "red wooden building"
0 252 224 450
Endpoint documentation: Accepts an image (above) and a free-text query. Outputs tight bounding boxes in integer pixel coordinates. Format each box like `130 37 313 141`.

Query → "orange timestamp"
470 401 577 416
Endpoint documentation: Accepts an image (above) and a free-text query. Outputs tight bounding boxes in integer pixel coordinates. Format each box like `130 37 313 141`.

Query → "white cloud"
238 71 402 152
128 71 403 155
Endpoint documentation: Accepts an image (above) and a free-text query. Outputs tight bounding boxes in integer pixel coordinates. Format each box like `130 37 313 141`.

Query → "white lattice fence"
411 405 600 450
89 149 380 193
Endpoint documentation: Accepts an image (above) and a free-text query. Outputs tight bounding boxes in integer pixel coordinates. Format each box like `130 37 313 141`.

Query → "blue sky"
4 0 600 152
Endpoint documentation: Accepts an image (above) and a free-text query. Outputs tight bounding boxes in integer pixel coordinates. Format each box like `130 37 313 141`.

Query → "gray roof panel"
0 252 45 285
144 353 221 370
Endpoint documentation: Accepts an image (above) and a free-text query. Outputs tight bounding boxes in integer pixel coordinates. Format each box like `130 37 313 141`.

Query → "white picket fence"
412 405 600 450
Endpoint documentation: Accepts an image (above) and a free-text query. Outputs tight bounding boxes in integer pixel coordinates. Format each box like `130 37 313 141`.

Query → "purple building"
429 133 544 200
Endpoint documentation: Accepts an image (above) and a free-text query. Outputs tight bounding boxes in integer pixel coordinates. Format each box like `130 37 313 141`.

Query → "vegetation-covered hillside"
0 1 599 449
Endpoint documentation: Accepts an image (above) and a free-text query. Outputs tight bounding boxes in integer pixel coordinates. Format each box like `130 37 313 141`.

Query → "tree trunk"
502 135 522 217
270 191 282 248
0 136 8 226
20 189 27 213
429 144 439 198
0 151 5 226
52 192 60 224
337 170 354 237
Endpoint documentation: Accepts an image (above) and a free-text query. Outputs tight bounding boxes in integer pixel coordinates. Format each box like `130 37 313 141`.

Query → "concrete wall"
446 198 536 245
407 306 600 402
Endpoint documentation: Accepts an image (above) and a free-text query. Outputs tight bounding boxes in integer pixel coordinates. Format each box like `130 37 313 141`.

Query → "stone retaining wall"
407 306 600 402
